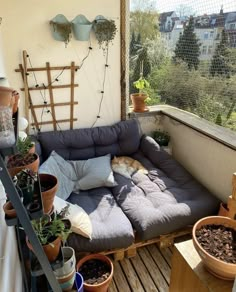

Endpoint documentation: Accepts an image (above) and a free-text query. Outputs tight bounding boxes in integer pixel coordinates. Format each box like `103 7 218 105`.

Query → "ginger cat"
111 156 148 178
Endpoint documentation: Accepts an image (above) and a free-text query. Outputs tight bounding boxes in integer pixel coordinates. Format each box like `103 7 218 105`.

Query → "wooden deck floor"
108 244 173 292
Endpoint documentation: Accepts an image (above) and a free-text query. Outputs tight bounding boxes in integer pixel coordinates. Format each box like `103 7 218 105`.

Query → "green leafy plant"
50 21 72 46
152 130 170 147
16 136 34 156
16 168 37 188
133 77 150 93
93 18 117 48
31 212 71 246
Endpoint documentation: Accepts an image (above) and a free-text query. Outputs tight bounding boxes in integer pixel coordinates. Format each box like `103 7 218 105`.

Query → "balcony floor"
109 243 173 292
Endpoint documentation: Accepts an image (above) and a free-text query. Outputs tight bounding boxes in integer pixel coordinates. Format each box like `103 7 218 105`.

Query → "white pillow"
54 196 92 239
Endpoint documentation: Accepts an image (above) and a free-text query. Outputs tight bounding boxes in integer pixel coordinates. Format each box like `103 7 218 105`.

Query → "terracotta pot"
26 235 61 262
12 91 19 114
3 201 17 218
0 86 15 110
39 173 58 214
130 93 149 113
7 153 39 177
218 202 229 217
77 253 114 292
192 216 236 280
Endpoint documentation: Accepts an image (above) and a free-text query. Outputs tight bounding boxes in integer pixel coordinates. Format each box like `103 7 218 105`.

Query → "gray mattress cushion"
37 119 141 161
66 188 134 252
111 147 220 241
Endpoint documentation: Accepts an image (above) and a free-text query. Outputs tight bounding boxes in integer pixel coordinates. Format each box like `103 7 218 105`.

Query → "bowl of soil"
192 216 236 280
77 253 113 292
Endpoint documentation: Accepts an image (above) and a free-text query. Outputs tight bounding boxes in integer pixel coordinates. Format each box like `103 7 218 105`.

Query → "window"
210 31 214 39
204 32 208 39
208 46 213 54
202 46 207 54
230 23 236 30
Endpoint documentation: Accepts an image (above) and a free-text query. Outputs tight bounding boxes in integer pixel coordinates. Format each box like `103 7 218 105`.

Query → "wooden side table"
169 239 234 292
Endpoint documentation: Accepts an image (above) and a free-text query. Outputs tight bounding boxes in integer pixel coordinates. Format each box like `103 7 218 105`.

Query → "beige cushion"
54 196 92 239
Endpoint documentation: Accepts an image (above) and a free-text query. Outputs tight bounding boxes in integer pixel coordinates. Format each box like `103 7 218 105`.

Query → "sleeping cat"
111 156 148 178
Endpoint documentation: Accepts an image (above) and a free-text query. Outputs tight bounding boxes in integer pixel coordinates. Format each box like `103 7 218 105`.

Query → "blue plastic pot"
75 272 84 292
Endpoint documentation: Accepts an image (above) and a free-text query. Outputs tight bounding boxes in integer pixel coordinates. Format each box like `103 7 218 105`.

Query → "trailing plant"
50 21 72 46
93 18 117 49
31 213 71 246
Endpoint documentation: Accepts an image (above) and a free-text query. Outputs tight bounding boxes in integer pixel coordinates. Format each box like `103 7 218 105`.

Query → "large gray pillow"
69 154 117 191
39 151 75 200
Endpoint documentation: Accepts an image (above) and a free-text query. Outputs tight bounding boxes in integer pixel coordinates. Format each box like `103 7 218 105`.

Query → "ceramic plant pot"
3 201 17 218
0 86 15 110
192 216 236 280
130 93 149 113
50 14 72 45
75 272 84 292
72 14 92 41
7 153 39 177
77 253 113 292
56 268 76 292
39 173 58 214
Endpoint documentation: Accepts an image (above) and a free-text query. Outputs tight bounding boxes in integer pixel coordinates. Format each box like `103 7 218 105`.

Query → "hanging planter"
50 14 72 46
71 14 92 41
93 15 117 49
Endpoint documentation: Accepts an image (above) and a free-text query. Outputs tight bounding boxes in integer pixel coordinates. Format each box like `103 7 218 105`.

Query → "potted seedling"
152 130 170 147
130 61 150 113
7 136 39 176
16 168 37 205
26 208 72 262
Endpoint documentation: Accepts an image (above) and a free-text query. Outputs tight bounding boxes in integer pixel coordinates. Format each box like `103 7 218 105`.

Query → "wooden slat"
15 65 80 72
109 278 119 292
30 102 78 109
130 252 158 292
138 247 169 292
31 118 77 126
147 245 171 284
20 84 79 91
158 246 173 268
46 62 56 130
120 257 144 292
113 261 131 292
19 63 39 131
70 61 75 129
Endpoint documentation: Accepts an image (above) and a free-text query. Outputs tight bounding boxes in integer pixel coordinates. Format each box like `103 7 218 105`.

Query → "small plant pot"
27 201 40 213
39 173 58 214
54 247 76 277
72 14 92 41
218 202 229 217
7 153 39 177
0 86 15 110
130 93 149 113
50 14 72 46
56 268 76 292
77 253 113 292
75 272 84 292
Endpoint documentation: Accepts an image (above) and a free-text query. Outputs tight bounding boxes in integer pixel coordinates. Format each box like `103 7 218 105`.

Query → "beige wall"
135 111 236 203
1 0 121 130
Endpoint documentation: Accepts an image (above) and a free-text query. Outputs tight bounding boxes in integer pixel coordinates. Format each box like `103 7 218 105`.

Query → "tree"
173 16 201 70
175 4 196 17
209 30 231 77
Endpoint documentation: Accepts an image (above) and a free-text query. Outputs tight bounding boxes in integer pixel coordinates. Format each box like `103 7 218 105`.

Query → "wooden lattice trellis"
15 50 80 132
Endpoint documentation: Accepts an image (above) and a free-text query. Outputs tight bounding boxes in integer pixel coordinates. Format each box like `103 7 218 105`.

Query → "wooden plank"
130 251 158 292
70 61 75 130
109 279 118 292
46 62 56 130
138 247 169 292
120 257 144 292
113 261 131 292
19 64 39 131
30 102 78 109
147 245 171 284
31 118 77 126
15 65 80 72
20 84 79 91
158 246 172 268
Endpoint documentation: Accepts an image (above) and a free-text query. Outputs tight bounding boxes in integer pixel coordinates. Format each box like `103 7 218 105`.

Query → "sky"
131 0 236 15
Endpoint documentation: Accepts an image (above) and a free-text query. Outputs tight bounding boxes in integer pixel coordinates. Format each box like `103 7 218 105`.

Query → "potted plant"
7 136 39 177
192 216 236 280
26 210 72 262
15 168 37 205
152 130 170 147
130 61 150 113
93 15 117 49
50 14 72 47
77 253 114 292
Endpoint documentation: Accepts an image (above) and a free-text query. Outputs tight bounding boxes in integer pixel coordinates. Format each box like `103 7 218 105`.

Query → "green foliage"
16 169 37 188
94 19 117 48
16 136 34 156
152 130 170 146
173 16 201 70
215 113 223 125
133 77 150 92
210 30 231 77
32 213 71 245
51 22 72 46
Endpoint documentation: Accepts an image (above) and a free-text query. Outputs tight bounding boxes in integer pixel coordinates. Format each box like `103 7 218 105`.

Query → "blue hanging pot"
93 15 117 47
71 14 92 41
50 14 72 45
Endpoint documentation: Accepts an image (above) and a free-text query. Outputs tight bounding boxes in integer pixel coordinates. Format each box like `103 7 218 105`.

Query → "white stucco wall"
1 0 121 130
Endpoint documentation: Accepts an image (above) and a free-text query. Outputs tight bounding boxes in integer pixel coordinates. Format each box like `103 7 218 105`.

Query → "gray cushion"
39 151 75 200
38 119 141 161
111 149 220 241
67 189 134 251
69 154 117 190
